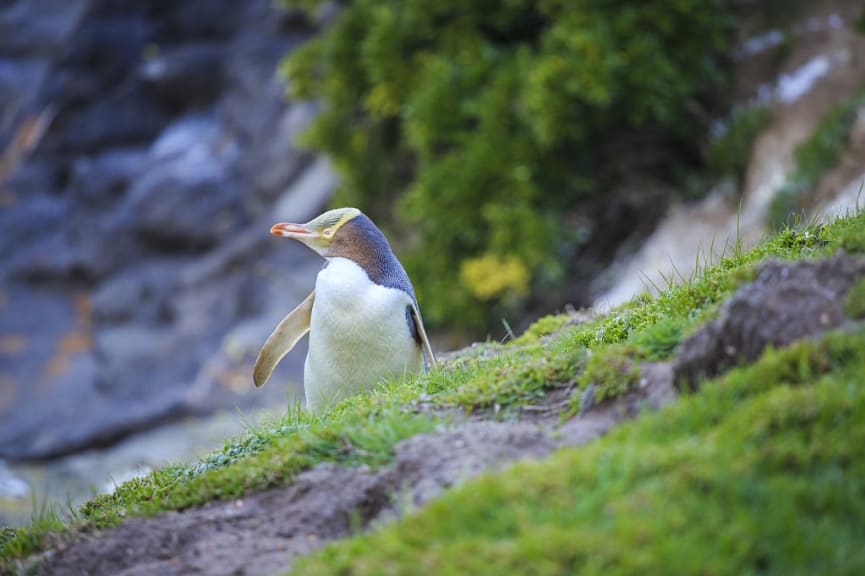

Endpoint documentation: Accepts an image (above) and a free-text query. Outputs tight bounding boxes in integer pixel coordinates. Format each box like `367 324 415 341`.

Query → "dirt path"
27 368 675 576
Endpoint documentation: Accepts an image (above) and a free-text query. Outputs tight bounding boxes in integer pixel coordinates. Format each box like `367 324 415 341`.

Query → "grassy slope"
295 330 865 575
1 210 864 571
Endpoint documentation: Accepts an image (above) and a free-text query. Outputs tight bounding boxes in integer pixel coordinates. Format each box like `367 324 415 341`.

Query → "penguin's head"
270 207 365 258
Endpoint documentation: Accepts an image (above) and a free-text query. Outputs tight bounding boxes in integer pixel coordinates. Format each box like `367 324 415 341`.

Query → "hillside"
2 209 864 575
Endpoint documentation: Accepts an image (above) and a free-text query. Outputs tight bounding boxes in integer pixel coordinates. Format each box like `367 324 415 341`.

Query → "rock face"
0 0 335 460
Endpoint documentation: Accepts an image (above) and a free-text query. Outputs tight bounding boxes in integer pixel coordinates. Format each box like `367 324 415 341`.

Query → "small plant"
575 344 643 406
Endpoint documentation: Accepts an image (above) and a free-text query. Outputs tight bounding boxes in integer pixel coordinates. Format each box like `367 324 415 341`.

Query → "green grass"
845 277 865 319
2 210 865 572
0 498 66 564
291 328 865 575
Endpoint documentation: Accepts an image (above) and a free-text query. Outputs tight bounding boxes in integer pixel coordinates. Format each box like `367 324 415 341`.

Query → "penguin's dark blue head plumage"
270 207 416 302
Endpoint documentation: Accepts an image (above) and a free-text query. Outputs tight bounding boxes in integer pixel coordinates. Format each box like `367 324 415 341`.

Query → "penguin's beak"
270 222 319 240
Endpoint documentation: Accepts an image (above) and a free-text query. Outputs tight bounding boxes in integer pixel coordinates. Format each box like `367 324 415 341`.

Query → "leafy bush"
282 0 734 330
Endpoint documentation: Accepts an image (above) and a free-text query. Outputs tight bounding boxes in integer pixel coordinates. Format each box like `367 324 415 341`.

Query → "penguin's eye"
322 227 335 239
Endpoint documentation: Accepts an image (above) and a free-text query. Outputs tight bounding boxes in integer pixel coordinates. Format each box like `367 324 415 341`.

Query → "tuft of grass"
434 332 585 414
290 328 865 575
574 344 643 407
0 497 66 566
510 313 573 345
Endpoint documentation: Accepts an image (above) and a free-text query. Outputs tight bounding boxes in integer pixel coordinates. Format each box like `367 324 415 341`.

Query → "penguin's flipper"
409 303 437 371
253 290 315 388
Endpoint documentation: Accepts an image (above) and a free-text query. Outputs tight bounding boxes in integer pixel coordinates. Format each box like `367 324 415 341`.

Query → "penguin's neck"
317 257 378 308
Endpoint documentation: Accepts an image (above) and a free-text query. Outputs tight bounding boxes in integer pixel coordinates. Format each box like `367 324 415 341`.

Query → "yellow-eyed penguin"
253 207 436 411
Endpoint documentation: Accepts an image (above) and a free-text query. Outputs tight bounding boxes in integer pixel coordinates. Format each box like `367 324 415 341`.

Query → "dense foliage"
282 0 734 330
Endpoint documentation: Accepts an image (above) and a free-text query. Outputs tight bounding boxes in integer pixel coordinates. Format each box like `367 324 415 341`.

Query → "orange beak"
270 223 318 239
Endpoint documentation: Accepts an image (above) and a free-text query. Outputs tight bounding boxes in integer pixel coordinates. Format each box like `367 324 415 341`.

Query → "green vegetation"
281 0 735 330
2 210 864 573
769 89 865 227
510 313 575 345
845 277 865 319
293 329 865 575
0 500 65 563
707 105 772 188
575 344 642 405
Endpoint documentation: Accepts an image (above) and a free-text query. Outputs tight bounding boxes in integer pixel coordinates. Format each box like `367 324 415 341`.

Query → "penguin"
253 207 436 411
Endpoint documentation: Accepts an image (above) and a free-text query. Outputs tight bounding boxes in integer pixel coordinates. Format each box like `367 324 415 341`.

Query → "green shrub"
282 0 734 330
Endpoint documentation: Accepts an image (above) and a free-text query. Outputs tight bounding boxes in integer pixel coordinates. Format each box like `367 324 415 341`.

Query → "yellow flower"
460 254 530 301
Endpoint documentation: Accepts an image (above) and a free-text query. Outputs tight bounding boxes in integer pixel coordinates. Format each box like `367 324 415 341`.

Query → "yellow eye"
322 227 335 239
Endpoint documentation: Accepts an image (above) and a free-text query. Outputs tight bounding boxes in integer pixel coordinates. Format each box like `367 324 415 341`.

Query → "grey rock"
54 90 168 153
272 156 337 223
5 210 141 283
0 194 65 264
91 260 181 325
139 43 227 111
130 175 246 251
0 59 50 126
69 147 147 208
242 102 318 201
126 115 246 251
0 0 89 58
162 0 245 40
93 325 197 398
52 14 154 97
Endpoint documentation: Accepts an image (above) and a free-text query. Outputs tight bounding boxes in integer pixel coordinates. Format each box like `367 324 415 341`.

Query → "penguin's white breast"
306 257 419 392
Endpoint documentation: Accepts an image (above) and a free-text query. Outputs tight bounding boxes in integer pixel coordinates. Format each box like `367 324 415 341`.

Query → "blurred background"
0 0 863 527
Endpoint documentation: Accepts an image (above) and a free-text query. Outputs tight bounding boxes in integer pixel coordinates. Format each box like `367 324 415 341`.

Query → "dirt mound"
674 253 865 389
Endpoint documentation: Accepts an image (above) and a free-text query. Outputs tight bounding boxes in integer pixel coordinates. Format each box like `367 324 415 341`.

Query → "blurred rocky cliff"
0 0 336 460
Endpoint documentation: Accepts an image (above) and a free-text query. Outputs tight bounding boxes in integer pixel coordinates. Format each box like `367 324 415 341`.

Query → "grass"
845 277 865 319
2 209 865 572
291 328 865 575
